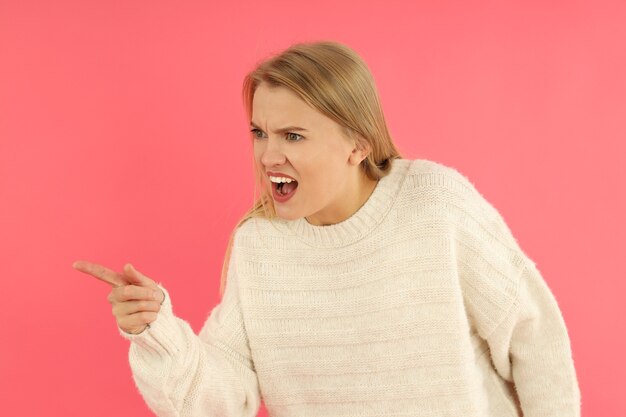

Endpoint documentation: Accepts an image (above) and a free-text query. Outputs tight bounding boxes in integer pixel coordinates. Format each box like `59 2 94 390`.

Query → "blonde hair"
219 40 402 296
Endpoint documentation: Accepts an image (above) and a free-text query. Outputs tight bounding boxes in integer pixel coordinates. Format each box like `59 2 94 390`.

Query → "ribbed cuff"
117 283 185 356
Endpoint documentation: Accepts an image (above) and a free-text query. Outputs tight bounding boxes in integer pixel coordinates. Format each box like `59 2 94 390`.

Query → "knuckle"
110 287 120 300
122 285 133 298
111 304 120 317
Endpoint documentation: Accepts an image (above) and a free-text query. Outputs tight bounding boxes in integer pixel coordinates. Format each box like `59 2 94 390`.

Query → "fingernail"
153 291 160 300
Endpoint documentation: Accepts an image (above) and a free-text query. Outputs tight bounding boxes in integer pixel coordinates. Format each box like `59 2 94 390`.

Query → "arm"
447 169 581 416
486 260 581 416
118 249 261 417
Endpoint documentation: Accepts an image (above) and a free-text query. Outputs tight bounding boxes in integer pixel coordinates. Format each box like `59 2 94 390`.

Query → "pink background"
1 1 624 416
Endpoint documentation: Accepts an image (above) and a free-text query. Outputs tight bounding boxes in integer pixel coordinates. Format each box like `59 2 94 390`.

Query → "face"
251 83 371 225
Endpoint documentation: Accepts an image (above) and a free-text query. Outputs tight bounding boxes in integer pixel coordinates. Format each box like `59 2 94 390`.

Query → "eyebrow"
249 121 309 134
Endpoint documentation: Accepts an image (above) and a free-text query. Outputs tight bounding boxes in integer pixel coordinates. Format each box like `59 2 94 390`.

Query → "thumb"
123 263 155 288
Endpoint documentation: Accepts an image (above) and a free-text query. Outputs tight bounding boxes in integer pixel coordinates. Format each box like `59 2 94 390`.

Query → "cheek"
251 147 267 183
252 142 262 160
301 170 333 199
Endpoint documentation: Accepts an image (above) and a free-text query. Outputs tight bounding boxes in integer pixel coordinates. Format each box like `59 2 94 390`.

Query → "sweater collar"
271 158 411 248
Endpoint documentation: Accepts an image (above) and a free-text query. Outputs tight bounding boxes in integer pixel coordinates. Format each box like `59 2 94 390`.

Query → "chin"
274 207 303 221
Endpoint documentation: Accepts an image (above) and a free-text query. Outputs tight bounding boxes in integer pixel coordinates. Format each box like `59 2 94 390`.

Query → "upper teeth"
269 176 295 183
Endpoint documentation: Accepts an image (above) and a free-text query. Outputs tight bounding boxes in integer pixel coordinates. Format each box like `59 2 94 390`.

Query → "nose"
259 137 287 168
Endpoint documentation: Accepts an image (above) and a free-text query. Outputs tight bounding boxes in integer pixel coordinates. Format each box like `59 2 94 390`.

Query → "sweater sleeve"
486 260 581 416
116 247 261 417
449 171 581 416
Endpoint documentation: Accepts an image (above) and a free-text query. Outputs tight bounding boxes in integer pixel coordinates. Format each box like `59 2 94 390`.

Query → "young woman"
74 40 581 417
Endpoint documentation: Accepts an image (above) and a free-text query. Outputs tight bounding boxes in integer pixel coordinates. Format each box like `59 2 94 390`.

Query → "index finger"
73 260 128 287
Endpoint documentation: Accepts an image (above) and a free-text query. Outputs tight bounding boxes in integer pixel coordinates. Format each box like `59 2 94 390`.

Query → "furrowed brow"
250 121 308 134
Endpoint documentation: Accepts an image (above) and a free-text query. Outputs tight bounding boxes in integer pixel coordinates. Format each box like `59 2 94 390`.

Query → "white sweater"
119 158 581 417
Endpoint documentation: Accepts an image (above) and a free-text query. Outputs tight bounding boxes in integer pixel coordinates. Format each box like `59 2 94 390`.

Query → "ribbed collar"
270 158 411 248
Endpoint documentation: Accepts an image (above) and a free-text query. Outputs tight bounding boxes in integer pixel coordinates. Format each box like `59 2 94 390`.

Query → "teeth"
269 176 294 183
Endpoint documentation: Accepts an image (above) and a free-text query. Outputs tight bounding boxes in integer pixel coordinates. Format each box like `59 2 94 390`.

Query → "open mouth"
270 178 299 202
275 180 298 196
267 173 299 202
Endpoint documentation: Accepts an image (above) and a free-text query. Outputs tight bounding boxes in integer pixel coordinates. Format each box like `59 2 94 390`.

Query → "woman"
73 40 581 417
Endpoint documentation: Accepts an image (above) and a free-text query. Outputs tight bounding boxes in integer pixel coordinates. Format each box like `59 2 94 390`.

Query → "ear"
348 136 371 166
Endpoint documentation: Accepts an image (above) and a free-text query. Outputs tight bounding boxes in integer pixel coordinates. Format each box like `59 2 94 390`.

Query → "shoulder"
402 158 511 218
401 157 480 195
395 158 489 218
400 157 532 266
402 160 536 332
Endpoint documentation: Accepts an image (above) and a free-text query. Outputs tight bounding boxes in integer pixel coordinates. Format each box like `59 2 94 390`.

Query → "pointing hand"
73 260 165 335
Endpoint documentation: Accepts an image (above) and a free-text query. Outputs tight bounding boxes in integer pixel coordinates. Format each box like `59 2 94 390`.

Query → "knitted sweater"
119 158 581 417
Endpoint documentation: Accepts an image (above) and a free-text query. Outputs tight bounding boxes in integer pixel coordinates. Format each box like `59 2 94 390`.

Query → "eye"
250 128 265 139
286 132 304 142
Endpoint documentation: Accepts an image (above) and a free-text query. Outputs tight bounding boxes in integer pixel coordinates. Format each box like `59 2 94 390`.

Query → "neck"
305 170 379 226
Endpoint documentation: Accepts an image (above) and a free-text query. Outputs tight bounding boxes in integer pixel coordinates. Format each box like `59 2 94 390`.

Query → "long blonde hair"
219 40 402 296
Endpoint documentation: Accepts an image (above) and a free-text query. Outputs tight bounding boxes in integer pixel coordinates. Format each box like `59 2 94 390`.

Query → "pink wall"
1 1 624 416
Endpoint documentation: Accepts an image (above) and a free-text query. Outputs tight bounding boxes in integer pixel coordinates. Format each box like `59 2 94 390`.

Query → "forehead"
251 83 320 124
251 83 350 139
